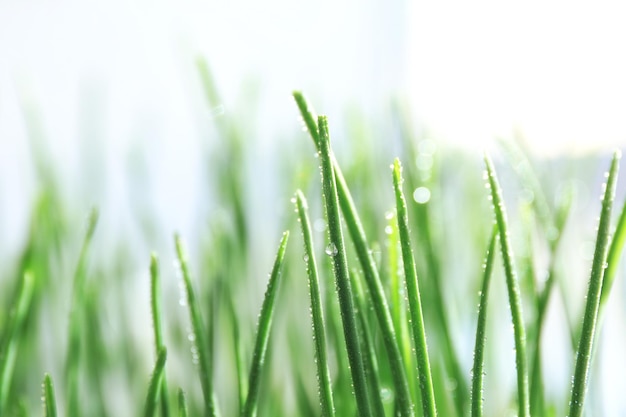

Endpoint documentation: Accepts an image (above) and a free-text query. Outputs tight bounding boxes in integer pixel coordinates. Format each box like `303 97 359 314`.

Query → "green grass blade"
392 159 437 417
600 194 626 312
43 373 57 417
225 294 247 414
150 254 171 417
178 389 188 417
317 115 374 417
241 231 290 417
295 190 336 417
484 153 529 417
470 227 498 417
0 271 35 415
66 208 99 417
144 348 168 417
175 234 216 417
293 91 414 417
569 150 621 417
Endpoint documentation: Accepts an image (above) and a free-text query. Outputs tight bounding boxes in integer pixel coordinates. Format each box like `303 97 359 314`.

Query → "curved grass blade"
470 227 498 417
392 159 437 417
317 115 374 417
0 271 34 415
241 231 289 417
484 153 529 417
144 348 168 417
66 208 99 416
150 254 171 417
175 234 216 417
43 374 57 417
295 190 336 417
178 389 188 417
293 91 414 417
569 150 621 417
600 194 626 313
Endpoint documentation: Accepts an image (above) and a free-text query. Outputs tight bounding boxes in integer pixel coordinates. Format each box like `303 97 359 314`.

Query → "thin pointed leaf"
295 190 336 417
569 150 621 417
43 374 57 417
470 227 498 417
241 231 289 417
144 348 168 417
178 389 188 417
484 153 529 417
150 254 171 417
600 194 626 312
392 159 437 417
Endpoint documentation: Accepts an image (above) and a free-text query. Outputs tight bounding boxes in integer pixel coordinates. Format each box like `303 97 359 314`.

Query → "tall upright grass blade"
470 227 498 417
175 234 216 417
144 348 168 417
65 208 99 417
150 254 171 417
600 195 626 313
317 115 374 417
0 271 35 415
569 150 621 417
225 294 247 414
43 373 57 417
293 91 414 417
241 231 289 417
178 389 188 417
392 159 437 417
484 154 530 417
295 190 336 417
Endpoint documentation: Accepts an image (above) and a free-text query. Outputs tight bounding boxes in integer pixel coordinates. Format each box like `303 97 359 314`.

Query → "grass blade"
178 389 188 417
150 254 171 417
600 194 626 313
295 190 336 417
317 115 374 417
175 234 216 417
0 272 34 415
294 91 414 417
470 227 498 417
569 150 621 417
484 153 530 417
144 348 168 417
241 231 290 417
392 159 437 417
43 373 57 417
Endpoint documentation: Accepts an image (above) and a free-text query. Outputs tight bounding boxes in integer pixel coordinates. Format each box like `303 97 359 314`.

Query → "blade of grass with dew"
43 373 57 417
599 194 626 316
65 207 99 417
350 270 387 417
569 150 621 417
0 271 35 415
293 91 414 417
392 158 437 417
143 347 168 417
241 231 289 417
484 153 530 417
178 389 188 417
295 190 336 417
150 254 171 417
316 115 374 417
175 234 216 417
470 227 497 417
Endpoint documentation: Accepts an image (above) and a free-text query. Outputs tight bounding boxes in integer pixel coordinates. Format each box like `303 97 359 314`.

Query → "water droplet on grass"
413 187 431 204
325 243 338 257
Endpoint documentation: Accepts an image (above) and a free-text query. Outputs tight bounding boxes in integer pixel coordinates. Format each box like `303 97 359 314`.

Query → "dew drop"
325 243 338 257
384 225 393 235
413 187 431 204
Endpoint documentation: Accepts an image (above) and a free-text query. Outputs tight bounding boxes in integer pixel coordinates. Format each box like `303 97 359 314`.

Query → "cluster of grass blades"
1 87 625 417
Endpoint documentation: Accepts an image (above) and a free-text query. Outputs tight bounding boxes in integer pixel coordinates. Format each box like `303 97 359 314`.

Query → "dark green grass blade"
569 150 621 417
43 373 57 417
484 154 529 417
392 159 437 417
600 193 626 313
293 91 414 417
295 190 336 417
175 234 216 417
144 348 168 417
350 271 387 417
241 231 289 417
317 115 374 417
178 389 188 417
150 254 171 417
470 227 498 417
66 208 99 417
0 272 34 415
225 294 247 414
